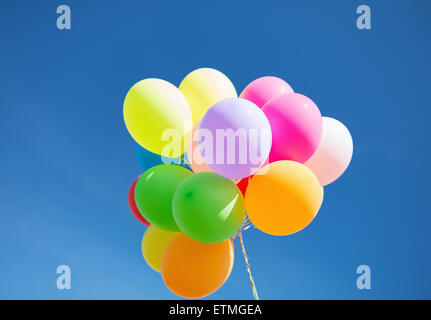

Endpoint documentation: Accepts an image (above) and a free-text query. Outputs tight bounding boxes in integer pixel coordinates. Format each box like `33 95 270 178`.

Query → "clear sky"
1 0 430 299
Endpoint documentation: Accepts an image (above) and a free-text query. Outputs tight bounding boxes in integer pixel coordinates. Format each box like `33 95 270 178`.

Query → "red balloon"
128 177 150 226
236 176 253 197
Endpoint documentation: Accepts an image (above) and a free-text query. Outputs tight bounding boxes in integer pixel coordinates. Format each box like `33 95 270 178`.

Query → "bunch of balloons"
124 68 353 299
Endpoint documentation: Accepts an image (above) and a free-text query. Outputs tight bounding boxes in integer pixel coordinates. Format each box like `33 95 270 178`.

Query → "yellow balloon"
141 225 180 272
179 68 237 124
245 161 324 236
123 79 192 157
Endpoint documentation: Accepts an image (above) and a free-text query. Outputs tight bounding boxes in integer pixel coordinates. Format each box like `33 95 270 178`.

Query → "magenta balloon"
263 93 323 163
199 98 272 180
240 76 294 108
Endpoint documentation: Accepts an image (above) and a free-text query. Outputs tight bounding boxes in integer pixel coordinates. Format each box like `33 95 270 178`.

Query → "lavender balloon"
198 98 272 179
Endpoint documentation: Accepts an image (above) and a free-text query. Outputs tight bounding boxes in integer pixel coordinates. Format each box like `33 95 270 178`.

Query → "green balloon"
135 164 192 231
173 172 245 243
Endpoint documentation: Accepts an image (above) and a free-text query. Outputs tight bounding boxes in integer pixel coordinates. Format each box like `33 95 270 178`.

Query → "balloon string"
232 219 251 240
237 230 259 300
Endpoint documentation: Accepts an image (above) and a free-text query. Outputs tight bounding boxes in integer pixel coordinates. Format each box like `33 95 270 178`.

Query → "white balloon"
305 117 353 186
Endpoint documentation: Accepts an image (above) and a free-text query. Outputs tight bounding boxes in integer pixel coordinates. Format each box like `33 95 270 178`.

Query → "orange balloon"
161 234 234 299
245 160 323 236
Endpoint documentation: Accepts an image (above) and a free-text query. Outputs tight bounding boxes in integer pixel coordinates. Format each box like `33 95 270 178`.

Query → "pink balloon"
263 93 322 164
186 118 214 173
240 76 294 109
305 117 353 186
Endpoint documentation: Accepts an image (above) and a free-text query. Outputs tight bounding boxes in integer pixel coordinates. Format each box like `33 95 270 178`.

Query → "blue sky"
0 0 430 299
